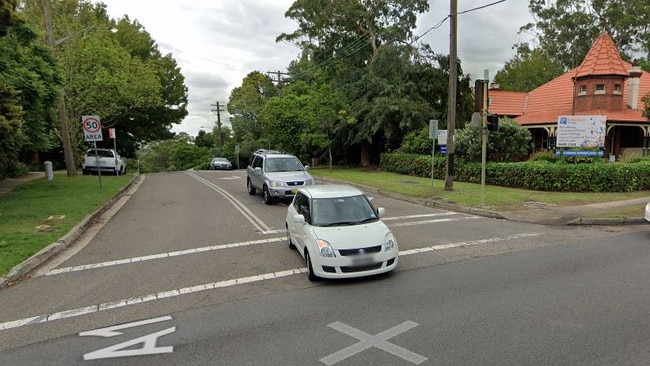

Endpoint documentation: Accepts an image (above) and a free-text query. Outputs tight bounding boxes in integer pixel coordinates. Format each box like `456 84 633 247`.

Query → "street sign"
428 120 438 139
438 129 448 145
440 145 447 154
82 115 103 141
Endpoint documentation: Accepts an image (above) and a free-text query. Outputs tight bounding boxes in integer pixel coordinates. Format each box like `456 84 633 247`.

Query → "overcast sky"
97 0 534 137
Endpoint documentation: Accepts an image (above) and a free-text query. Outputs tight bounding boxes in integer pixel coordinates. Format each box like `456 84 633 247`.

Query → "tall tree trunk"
360 142 370 167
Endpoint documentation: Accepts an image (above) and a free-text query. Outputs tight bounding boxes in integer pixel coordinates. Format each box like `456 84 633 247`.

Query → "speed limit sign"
82 115 103 142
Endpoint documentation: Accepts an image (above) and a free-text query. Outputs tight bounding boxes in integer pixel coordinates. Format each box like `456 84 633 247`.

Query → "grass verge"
0 173 133 276
309 167 650 212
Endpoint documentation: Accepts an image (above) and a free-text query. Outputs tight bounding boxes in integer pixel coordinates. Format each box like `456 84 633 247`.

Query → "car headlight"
383 232 397 252
317 239 335 258
268 180 287 188
305 178 315 185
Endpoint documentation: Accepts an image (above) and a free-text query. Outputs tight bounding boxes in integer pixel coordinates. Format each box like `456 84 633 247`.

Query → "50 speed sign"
82 115 103 142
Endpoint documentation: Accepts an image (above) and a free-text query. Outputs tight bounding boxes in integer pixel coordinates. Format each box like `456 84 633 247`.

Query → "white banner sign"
556 115 606 148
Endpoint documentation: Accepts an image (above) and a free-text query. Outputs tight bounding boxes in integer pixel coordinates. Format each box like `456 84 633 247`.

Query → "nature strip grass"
309 167 650 211
0 173 132 276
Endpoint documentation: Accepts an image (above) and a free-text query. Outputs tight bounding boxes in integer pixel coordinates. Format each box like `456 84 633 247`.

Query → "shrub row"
380 153 650 192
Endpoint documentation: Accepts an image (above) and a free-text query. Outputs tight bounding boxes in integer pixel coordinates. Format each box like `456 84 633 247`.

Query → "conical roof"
575 32 629 78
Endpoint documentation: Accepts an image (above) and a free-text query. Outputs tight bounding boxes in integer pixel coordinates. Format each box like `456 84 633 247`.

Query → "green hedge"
380 153 650 192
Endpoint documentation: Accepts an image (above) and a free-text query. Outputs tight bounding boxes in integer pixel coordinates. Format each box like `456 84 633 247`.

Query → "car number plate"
352 255 375 266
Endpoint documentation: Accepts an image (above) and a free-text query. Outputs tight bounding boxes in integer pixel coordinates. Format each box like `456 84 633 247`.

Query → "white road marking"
389 216 480 227
46 215 477 276
381 212 457 221
186 171 272 233
0 233 540 332
0 269 305 332
47 237 286 276
399 232 541 255
320 321 427 365
82 327 175 360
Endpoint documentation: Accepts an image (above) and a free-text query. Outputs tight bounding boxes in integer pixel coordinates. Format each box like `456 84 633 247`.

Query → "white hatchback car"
286 184 398 281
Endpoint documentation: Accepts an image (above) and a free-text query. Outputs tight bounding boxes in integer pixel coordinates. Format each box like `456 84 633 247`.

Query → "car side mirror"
304 165 310 171
293 214 306 224
376 207 385 217
254 167 262 173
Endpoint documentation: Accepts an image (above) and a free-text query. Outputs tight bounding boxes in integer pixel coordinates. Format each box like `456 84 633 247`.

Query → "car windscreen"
265 157 304 172
87 150 114 158
311 195 378 227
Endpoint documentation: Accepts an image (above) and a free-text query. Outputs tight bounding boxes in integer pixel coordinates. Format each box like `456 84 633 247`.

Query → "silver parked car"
246 149 314 205
210 157 233 170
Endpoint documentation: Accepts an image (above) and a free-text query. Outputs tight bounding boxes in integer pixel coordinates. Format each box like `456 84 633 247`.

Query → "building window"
578 85 587 95
595 84 606 94
613 84 622 94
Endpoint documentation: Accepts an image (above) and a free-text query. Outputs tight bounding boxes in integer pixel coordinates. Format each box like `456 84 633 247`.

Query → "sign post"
82 115 103 188
429 120 438 186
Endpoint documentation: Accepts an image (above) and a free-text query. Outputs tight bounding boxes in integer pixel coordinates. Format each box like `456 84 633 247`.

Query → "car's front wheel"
287 225 296 250
305 250 319 282
247 179 256 195
263 186 274 205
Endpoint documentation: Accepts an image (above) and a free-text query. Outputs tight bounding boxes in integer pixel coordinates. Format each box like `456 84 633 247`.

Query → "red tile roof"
488 90 527 117
488 32 650 125
576 33 629 78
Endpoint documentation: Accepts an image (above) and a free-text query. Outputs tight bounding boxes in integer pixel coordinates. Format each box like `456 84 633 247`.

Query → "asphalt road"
0 170 648 365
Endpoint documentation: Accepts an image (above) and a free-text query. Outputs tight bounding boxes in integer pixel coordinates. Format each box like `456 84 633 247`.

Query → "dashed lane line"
0 232 540 332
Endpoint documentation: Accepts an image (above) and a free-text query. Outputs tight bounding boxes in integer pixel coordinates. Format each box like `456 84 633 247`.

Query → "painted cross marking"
320 321 427 365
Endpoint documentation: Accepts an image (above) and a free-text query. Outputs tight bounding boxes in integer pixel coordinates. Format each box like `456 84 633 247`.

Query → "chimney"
627 65 642 110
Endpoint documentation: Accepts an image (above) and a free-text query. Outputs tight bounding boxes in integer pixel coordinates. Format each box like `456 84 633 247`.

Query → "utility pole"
267 70 290 95
444 0 458 190
210 101 225 150
44 0 76 177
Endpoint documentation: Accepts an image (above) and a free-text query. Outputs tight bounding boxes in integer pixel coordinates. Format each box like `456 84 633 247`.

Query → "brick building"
488 33 650 160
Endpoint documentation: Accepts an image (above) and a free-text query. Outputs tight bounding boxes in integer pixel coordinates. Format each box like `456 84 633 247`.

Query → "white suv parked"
246 149 314 205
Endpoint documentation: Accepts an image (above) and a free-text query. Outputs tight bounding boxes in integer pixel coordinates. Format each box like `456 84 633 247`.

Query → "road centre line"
185 171 272 233
47 215 480 276
0 232 541 332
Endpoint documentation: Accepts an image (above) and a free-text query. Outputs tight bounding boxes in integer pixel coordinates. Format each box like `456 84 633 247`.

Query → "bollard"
44 161 53 181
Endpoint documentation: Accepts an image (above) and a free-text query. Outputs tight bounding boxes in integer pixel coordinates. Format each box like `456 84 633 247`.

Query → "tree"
194 129 213 149
278 0 431 166
455 118 533 162
0 77 24 179
521 0 650 70
494 44 564 92
227 71 278 157
0 0 59 178
19 0 188 159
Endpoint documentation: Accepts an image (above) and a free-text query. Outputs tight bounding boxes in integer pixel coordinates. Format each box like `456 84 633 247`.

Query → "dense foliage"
381 153 650 192
0 0 189 179
455 118 533 163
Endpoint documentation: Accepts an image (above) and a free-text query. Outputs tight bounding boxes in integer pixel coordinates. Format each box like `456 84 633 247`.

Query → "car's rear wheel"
305 250 319 282
263 186 274 205
247 179 256 195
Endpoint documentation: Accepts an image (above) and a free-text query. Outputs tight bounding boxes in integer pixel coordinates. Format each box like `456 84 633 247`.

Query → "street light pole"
43 0 76 177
